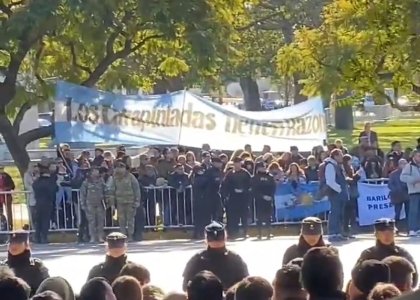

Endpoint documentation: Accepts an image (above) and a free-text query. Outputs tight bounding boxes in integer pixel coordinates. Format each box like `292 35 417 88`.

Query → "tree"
277 0 420 128
0 0 248 175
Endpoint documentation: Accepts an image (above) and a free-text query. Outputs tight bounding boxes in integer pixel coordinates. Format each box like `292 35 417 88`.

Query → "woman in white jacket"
23 163 39 229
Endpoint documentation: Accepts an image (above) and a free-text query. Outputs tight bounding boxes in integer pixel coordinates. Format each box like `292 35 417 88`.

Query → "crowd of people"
0 218 419 300
0 122 420 243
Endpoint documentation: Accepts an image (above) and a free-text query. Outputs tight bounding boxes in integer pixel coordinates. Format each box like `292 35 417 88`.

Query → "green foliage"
276 0 420 102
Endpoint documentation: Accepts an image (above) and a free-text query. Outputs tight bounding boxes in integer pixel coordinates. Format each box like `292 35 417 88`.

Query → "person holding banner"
355 218 417 288
324 149 350 242
400 150 420 237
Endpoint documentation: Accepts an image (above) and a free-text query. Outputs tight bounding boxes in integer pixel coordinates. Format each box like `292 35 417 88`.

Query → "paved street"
1 235 420 294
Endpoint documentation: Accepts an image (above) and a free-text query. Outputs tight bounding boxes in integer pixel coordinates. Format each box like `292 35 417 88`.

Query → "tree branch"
0 1 12 17
19 125 52 147
81 34 164 87
13 101 32 133
236 11 284 31
34 40 46 84
68 42 92 74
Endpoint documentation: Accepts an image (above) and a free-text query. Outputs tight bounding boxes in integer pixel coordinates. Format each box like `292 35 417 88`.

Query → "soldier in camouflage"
80 167 108 243
108 162 141 241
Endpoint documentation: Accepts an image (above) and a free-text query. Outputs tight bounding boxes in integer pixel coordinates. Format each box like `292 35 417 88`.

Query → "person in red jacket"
0 165 15 230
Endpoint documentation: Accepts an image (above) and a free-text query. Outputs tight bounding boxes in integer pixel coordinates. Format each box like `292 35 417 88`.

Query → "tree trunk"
334 105 354 130
239 76 261 111
166 76 184 92
0 114 30 176
293 73 307 104
152 79 168 95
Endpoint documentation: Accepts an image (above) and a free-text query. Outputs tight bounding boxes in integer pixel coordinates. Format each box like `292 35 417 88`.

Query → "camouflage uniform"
108 171 141 239
80 177 107 242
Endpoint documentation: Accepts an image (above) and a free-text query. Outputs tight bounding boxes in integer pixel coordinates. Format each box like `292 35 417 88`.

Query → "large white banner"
357 182 402 226
55 81 327 151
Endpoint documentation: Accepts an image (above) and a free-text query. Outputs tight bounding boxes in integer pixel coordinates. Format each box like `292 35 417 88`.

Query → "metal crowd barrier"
0 178 392 233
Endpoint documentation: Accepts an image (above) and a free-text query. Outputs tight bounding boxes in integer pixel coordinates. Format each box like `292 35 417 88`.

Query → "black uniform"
87 232 130 284
87 254 130 284
222 167 252 238
191 167 208 238
356 241 418 287
355 218 418 287
32 173 58 243
1 250 50 296
252 170 276 237
282 217 326 265
182 222 249 291
282 235 326 265
202 165 224 221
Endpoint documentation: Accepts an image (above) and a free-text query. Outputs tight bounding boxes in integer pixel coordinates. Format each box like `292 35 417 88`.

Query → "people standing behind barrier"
80 167 108 243
115 145 132 169
252 162 276 239
55 158 72 209
157 148 175 179
290 146 305 165
305 156 319 182
23 163 39 230
107 162 141 241
186 151 199 169
177 155 192 175
168 164 191 225
268 162 284 184
138 165 158 226
278 152 292 170
222 157 252 239
0 165 15 231
91 147 104 167
343 154 362 238
201 151 212 170
400 150 420 237
202 157 224 223
191 165 208 239
363 152 383 179
243 158 255 176
285 163 306 188
324 149 350 242
388 159 409 235
32 165 58 244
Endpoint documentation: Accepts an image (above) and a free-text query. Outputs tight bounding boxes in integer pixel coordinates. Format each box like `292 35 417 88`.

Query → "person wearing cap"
92 148 105 167
80 166 108 243
252 162 276 239
201 156 224 223
116 145 132 168
182 221 249 291
32 164 59 244
87 232 132 284
107 162 141 241
0 231 49 296
221 157 252 239
282 217 326 265
347 259 391 300
355 218 417 287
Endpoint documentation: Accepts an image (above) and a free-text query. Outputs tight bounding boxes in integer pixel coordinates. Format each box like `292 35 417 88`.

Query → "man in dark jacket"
388 159 409 234
182 222 249 291
202 157 224 222
282 217 327 265
87 232 131 284
32 165 58 244
168 164 191 225
355 218 418 287
0 231 49 296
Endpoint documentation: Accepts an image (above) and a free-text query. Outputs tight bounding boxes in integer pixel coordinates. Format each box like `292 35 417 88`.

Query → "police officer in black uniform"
182 221 249 291
87 232 131 284
252 162 276 240
282 217 327 265
203 157 224 222
0 231 49 296
355 218 418 287
222 157 252 239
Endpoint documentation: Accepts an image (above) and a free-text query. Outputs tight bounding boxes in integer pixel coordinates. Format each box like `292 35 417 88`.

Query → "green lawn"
328 119 420 150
